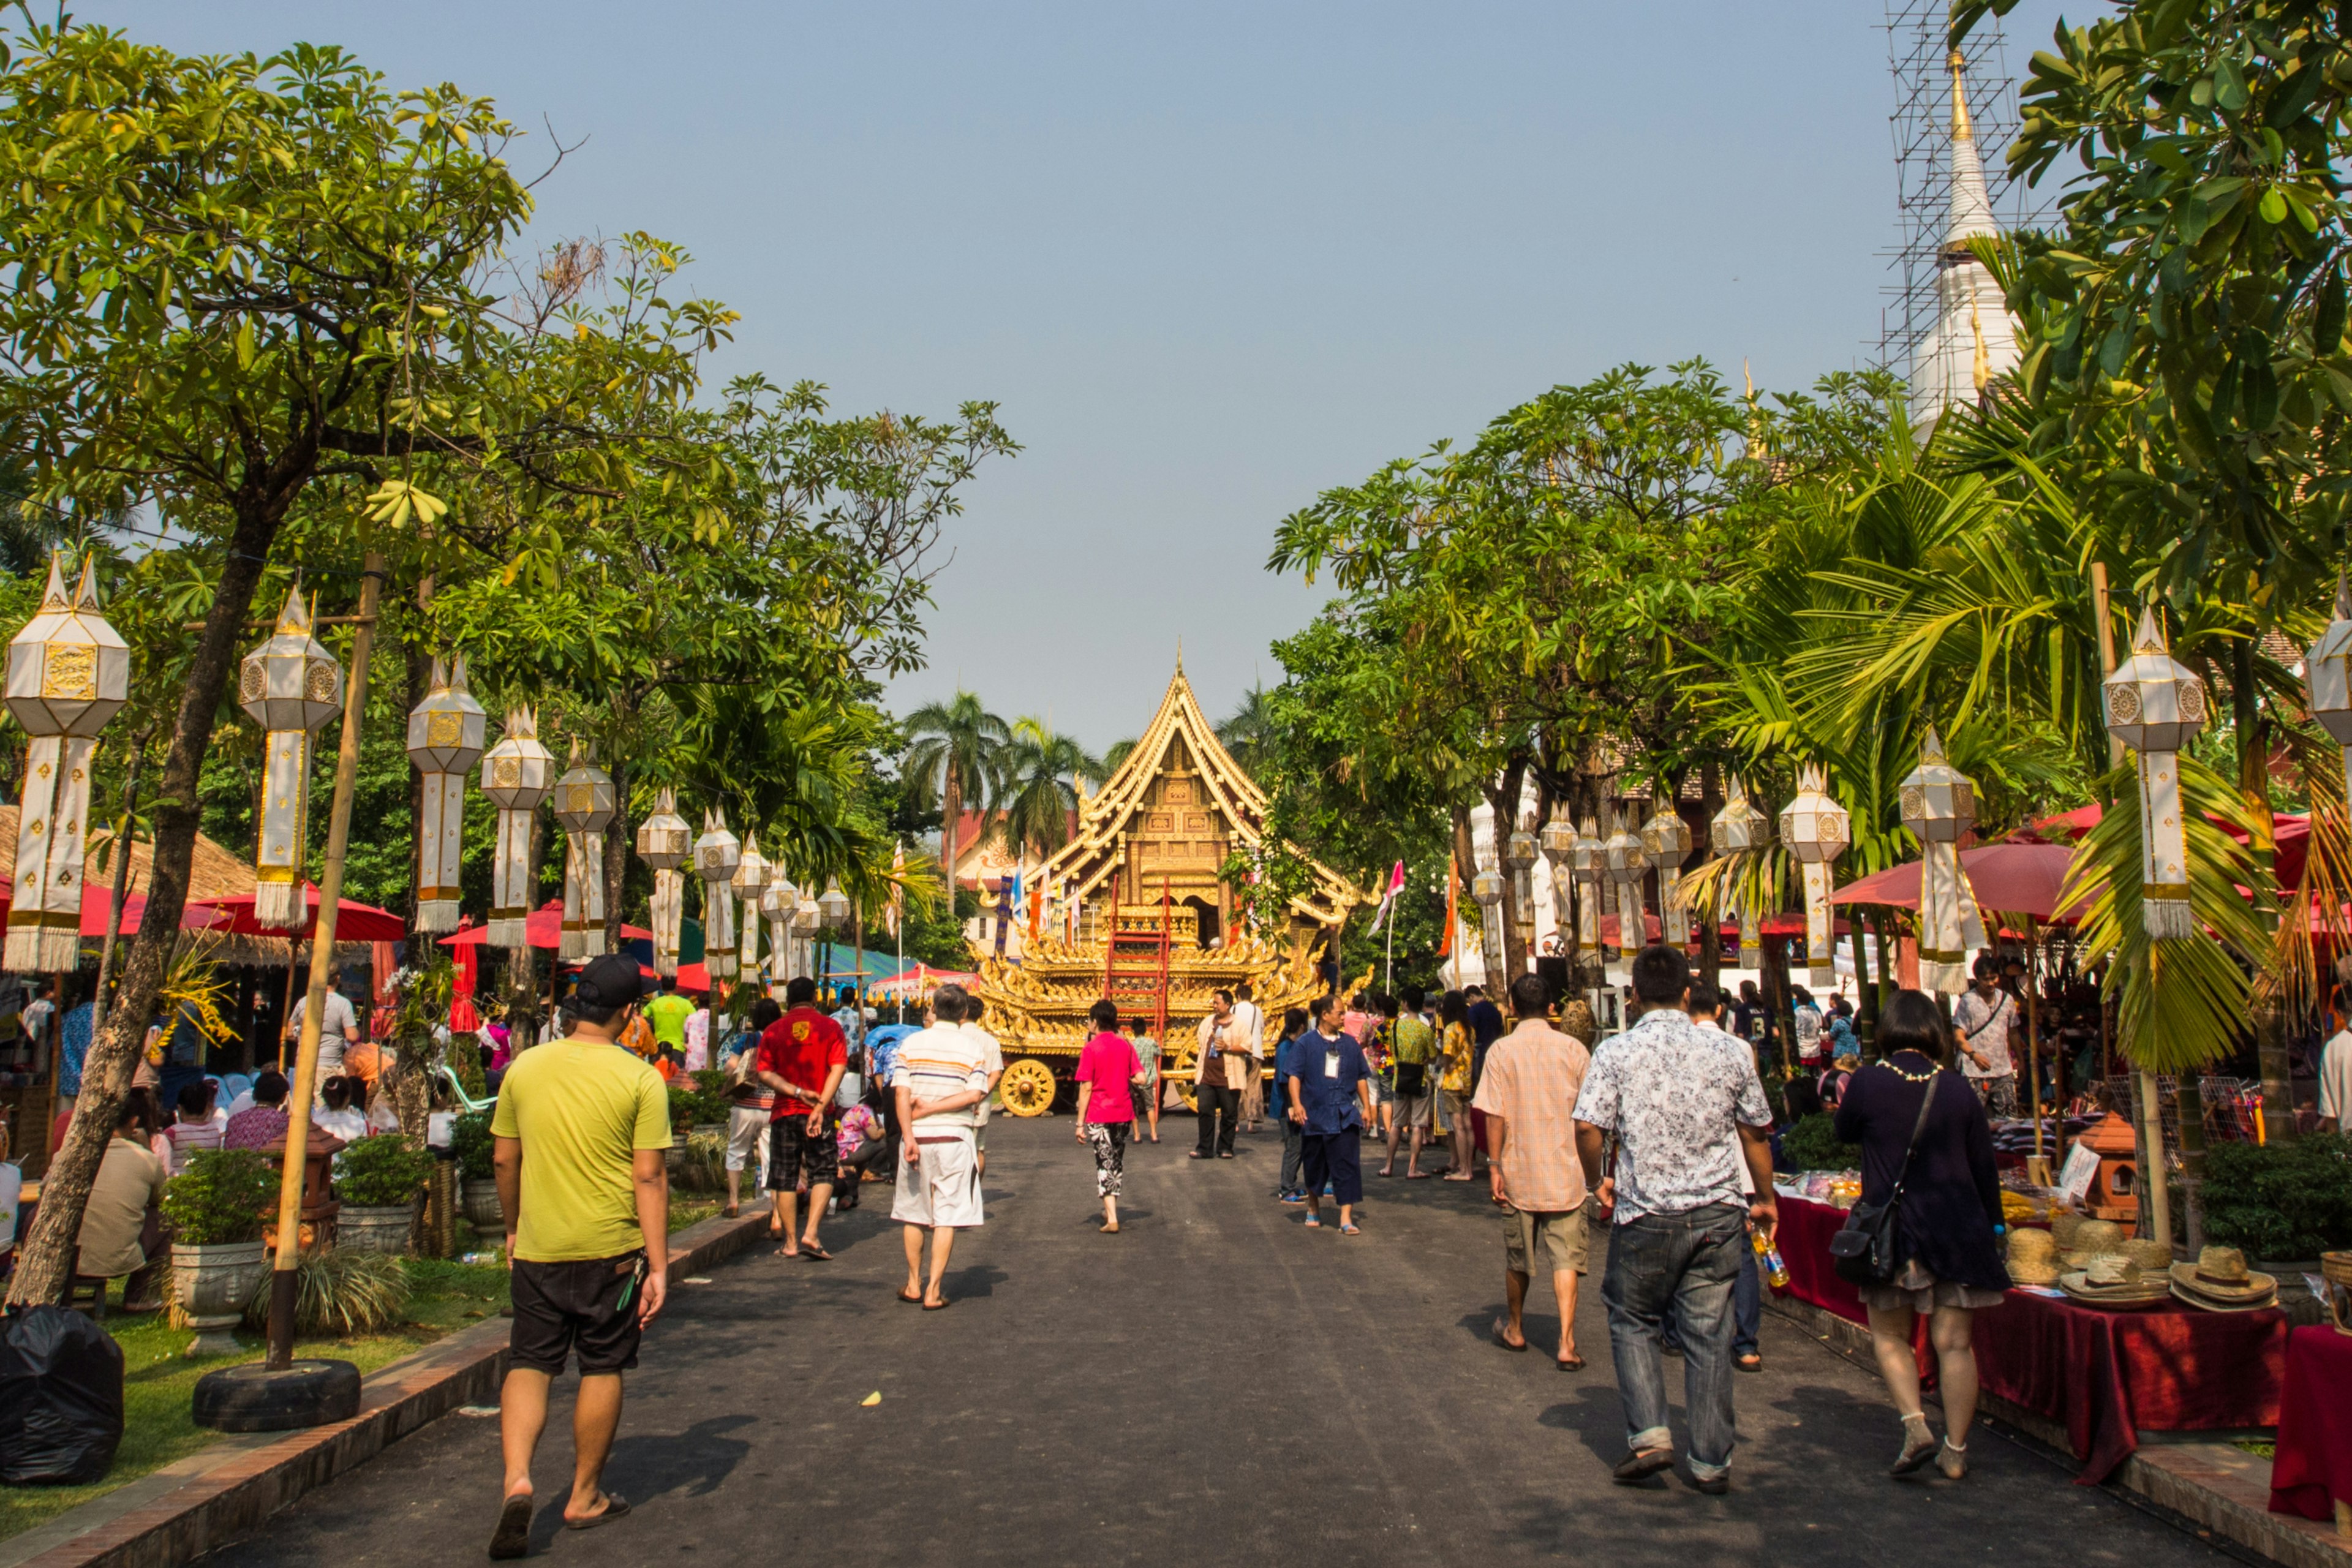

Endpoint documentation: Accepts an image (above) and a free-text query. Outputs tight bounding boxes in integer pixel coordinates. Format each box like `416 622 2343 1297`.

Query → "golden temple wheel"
999 1057 1059 1118
1168 1044 1199 1112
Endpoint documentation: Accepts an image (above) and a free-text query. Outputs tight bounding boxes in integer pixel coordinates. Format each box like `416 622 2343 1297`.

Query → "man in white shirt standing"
1951 957 2020 1118
1230 981 1266 1131
892 983 992 1310
288 969 358 1084
2320 986 2352 1133
965 997 1006 1176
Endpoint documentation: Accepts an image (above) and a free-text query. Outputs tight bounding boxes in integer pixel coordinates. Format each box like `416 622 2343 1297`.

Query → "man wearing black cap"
488 952 671 1559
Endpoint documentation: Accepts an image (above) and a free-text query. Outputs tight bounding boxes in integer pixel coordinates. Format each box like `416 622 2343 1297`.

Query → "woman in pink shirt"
1073 998 1141 1234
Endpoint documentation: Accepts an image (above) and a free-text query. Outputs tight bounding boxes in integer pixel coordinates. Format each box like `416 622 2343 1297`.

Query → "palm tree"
902 691 1010 911
1101 736 1140 778
1217 685 1272 777
995 717 1104 863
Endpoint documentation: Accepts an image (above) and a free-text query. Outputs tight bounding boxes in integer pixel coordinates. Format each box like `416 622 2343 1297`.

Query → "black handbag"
1393 1061 1428 1098
1828 1069 1940 1287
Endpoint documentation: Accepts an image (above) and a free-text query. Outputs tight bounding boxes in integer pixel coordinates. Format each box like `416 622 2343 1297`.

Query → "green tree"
993 717 1101 863
0 24 718 1308
902 690 1010 899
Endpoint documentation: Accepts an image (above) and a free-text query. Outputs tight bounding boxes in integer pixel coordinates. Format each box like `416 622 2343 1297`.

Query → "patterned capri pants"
1084 1121 1129 1198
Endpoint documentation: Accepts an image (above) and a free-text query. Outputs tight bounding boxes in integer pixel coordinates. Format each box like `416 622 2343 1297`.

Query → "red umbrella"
195 885 407 942
1831 841 2086 922
0 884 226 937
439 899 653 952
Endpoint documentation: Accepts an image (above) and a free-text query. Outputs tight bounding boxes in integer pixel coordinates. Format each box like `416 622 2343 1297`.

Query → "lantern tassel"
489 807 532 949
1802 861 1838 989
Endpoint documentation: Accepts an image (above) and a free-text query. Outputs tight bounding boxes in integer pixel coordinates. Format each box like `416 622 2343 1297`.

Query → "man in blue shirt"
1285 995 1372 1234
1272 1011 1308 1203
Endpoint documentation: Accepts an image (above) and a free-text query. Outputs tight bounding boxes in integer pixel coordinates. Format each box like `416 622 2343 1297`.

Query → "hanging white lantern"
1901 725 1988 995
2309 575 2352 835
1570 818 1606 957
635 787 691 977
1504 824 1540 938
405 655 486 935
552 740 616 959
1539 817 1575 949
695 808 742 982
1710 775 1771 967
5 554 127 970
733 832 770 979
794 890 823 992
1604 810 1650 959
1642 804 1694 949
818 876 851 926
239 586 342 930
480 708 554 951
761 873 797 986
1779 765 1850 988
2104 606 2209 939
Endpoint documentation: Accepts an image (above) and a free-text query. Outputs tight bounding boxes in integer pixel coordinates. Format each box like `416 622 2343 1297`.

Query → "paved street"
216 1117 2235 1567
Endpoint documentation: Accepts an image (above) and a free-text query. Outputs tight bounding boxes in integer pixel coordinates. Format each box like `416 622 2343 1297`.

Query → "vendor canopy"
441 899 652 952
1833 841 2083 923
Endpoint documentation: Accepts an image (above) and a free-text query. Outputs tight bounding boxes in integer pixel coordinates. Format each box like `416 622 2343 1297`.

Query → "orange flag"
1436 853 1457 957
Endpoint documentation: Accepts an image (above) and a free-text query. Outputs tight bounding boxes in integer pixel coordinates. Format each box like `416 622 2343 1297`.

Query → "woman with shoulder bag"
1832 990 2008 1480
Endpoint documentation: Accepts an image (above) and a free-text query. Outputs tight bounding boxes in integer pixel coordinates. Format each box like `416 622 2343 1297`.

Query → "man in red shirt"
757 976 848 1261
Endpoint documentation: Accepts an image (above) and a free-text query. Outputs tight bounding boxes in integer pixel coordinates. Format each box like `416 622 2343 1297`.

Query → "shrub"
334 1134 436 1208
668 1083 725 1129
2199 1133 2352 1261
691 1068 727 1100
674 1129 729 1194
450 1112 495 1183
161 1149 278 1246
242 1248 410 1336
1780 1112 1863 1174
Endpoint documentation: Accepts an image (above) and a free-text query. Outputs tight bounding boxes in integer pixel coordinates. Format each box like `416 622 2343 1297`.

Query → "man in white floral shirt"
1574 945 1776 1496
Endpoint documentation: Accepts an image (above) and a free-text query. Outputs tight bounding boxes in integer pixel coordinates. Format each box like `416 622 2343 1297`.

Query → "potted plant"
160 1149 278 1356
451 1112 503 1233
333 1134 437 1254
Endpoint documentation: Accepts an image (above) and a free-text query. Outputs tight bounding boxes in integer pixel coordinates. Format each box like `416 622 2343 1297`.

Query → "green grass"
0 1202 735 1545
0 1253 511 1545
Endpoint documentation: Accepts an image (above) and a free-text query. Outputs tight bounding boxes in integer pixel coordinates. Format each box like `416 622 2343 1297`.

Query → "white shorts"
892 1134 984 1229
725 1106 770 1172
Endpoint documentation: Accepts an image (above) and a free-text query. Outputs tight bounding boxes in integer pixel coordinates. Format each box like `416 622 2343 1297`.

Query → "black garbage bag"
0 1304 125 1484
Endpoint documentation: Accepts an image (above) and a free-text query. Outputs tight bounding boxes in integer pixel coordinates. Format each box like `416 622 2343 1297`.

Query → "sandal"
1892 1415 1939 1476
1556 1354 1586 1371
897 1289 923 1304
1491 1321 1528 1352
922 1296 952 1311
799 1243 833 1262
489 1493 533 1560
564 1493 630 1531
1735 1353 1762 1373
1339 1221 1361 1234
1303 1215 1322 1229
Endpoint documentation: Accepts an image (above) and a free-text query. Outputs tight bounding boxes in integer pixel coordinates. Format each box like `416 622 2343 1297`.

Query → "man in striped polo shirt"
891 982 992 1310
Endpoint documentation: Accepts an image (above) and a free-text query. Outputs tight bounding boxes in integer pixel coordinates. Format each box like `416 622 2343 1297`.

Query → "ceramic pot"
337 1200 418 1256
461 1178 505 1233
171 1240 268 1357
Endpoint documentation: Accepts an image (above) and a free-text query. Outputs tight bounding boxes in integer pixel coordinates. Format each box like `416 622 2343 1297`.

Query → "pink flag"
1367 859 1407 935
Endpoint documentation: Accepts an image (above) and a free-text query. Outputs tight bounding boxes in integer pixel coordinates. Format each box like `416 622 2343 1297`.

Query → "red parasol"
194 884 407 941
0 884 225 938
1833 841 2086 923
439 899 653 952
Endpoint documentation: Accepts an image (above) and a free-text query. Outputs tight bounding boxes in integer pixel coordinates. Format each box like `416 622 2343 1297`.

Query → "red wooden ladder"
1103 876 1174 1041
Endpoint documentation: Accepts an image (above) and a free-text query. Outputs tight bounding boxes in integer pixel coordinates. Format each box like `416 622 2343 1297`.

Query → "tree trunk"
2173 1077 2206 1252
6 496 285 1308
2231 637 2294 1139
1697 764 1723 990
941 769 962 943
404 578 433 934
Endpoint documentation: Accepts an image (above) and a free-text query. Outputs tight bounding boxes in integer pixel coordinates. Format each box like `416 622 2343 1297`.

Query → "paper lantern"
694 808 742 982
1539 817 1576 944
405 655 486 934
1506 825 1539 933
239 587 342 930
1642 805 1694 948
1778 766 1851 988
733 832 770 979
553 740 616 959
2103 607 2208 939
635 786 690 977
479 708 554 950
1604 812 1650 959
4 555 127 970
761 873 797 986
2307 576 2352 836
818 877 851 925
1469 867 1504 907
1901 727 1989 993
1710 775 1771 967
1570 818 1605 957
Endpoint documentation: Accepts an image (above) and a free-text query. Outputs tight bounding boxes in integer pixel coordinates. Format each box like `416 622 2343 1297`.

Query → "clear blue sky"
86 0 2074 750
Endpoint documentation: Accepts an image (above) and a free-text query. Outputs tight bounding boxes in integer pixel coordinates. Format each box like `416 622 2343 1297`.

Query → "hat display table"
1971 1285 2286 1483
2269 1325 2352 1534
1773 1193 1869 1323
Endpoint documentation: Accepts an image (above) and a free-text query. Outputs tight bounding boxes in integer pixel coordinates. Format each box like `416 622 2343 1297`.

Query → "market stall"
2269 1323 2352 1534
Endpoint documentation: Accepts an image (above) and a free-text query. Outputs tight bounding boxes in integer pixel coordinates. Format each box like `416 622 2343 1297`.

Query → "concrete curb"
1764 1293 2352 1568
1 1210 773 1568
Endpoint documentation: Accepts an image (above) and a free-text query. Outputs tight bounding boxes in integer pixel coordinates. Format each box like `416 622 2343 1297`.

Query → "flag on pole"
1366 859 1407 935
886 842 904 937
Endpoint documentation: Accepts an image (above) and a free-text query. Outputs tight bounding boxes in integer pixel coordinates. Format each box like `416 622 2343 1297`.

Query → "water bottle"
1752 1226 1790 1290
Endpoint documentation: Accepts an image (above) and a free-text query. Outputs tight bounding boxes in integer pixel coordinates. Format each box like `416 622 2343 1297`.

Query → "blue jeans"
1733 1244 1760 1357
1600 1202 1747 1478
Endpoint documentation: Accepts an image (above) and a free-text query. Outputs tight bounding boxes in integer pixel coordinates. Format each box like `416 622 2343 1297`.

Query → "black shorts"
767 1115 840 1190
509 1252 646 1377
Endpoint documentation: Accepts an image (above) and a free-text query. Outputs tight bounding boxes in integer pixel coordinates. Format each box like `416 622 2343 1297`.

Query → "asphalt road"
213 1116 2239 1568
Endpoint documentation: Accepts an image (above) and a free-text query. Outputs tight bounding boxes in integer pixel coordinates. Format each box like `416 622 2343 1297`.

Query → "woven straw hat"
2049 1212 2087 1250
2060 1253 2171 1305
2007 1229 2057 1264
2073 1219 2125 1256
2008 1256 2062 1286
2119 1238 2173 1273
2167 1245 2277 1307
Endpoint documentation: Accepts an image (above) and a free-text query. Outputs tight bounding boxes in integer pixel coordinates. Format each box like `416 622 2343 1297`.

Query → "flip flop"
1491 1321 1528 1352
564 1494 630 1531
1376 1169 1395 1178
774 1247 801 1260
922 1296 952 1311
897 1289 923 1304
1406 1172 1433 1180
800 1244 833 1262
488 1493 533 1560
1340 1222 1361 1235
1556 1354 1586 1371
1302 1215 1322 1229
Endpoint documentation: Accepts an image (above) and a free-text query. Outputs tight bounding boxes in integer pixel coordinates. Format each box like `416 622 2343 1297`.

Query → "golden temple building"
973 660 1364 1114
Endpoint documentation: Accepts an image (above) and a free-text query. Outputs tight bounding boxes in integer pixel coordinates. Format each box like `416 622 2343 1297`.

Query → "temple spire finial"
1949 49 1974 141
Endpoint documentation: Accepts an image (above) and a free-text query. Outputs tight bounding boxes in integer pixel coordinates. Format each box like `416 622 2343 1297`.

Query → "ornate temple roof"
1036 658 1363 930
1908 50 2022 437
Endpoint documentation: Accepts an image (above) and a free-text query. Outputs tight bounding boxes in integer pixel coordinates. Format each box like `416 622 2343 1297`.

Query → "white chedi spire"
1908 50 2022 437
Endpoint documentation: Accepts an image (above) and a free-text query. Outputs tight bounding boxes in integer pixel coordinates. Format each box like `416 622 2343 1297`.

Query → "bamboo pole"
265 552 383 1370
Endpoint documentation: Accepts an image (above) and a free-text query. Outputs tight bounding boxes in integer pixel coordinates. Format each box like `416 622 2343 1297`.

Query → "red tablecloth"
1775 1194 1868 1324
2270 1325 2352 1522
1972 1286 2286 1483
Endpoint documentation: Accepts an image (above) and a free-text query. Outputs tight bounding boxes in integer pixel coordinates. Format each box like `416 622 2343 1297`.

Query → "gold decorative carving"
492 758 521 790
426 711 465 747
40 644 96 700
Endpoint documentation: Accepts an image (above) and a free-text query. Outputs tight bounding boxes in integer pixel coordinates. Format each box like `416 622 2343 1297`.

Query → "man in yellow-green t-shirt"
640 974 695 1061
487 953 670 1558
